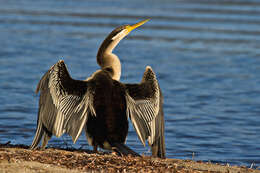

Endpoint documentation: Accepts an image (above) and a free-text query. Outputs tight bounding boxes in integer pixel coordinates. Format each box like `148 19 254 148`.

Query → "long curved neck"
97 36 122 81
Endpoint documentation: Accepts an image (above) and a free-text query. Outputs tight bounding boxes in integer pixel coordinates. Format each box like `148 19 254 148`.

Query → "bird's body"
31 19 166 158
85 70 128 150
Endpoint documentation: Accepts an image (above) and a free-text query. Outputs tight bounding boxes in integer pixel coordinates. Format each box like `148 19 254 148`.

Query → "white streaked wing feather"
37 60 95 143
125 66 161 147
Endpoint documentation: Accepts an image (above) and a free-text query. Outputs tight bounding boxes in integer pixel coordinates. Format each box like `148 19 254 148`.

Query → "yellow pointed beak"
126 19 150 34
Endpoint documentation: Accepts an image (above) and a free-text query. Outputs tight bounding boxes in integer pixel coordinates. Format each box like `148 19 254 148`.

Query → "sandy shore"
0 144 259 173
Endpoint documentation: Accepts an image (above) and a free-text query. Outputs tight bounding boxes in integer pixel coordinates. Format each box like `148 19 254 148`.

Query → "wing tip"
58 59 64 64
145 66 156 75
145 66 153 72
35 59 65 94
143 66 157 82
56 60 65 68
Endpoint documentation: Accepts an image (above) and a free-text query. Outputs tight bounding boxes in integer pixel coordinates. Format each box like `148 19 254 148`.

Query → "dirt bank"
0 144 259 173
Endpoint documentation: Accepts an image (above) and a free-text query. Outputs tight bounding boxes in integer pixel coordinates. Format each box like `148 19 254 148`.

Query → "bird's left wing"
124 66 165 158
35 60 95 143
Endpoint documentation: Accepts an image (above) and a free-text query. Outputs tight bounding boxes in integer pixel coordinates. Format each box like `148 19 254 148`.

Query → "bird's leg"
93 144 98 153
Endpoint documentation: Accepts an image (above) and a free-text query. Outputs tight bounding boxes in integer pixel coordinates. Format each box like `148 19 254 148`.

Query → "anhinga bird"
30 19 165 158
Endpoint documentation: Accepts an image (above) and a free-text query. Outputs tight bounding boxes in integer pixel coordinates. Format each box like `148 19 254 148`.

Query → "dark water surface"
1 0 260 167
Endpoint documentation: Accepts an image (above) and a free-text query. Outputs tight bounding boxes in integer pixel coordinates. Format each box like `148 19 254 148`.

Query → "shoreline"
0 144 259 173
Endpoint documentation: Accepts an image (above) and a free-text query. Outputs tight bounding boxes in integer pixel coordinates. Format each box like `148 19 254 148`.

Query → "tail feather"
112 143 141 157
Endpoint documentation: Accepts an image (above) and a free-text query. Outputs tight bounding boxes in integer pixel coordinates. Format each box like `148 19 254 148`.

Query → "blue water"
1 0 260 168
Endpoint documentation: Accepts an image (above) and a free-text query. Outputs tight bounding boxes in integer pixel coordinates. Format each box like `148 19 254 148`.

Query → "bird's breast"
86 71 128 144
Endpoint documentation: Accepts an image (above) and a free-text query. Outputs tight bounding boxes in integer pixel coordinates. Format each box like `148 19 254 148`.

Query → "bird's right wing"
124 66 165 158
35 60 95 143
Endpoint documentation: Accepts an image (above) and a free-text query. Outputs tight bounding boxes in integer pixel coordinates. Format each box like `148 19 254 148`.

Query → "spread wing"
125 66 165 158
33 60 95 145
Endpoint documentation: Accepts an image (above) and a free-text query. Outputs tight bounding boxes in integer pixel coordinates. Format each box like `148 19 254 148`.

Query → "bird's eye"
111 29 128 40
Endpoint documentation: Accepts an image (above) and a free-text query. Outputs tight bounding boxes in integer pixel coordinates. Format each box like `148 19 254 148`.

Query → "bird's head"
97 19 149 81
110 19 150 42
98 19 150 56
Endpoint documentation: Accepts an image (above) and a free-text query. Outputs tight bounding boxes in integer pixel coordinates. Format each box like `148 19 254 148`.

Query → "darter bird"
30 19 165 158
